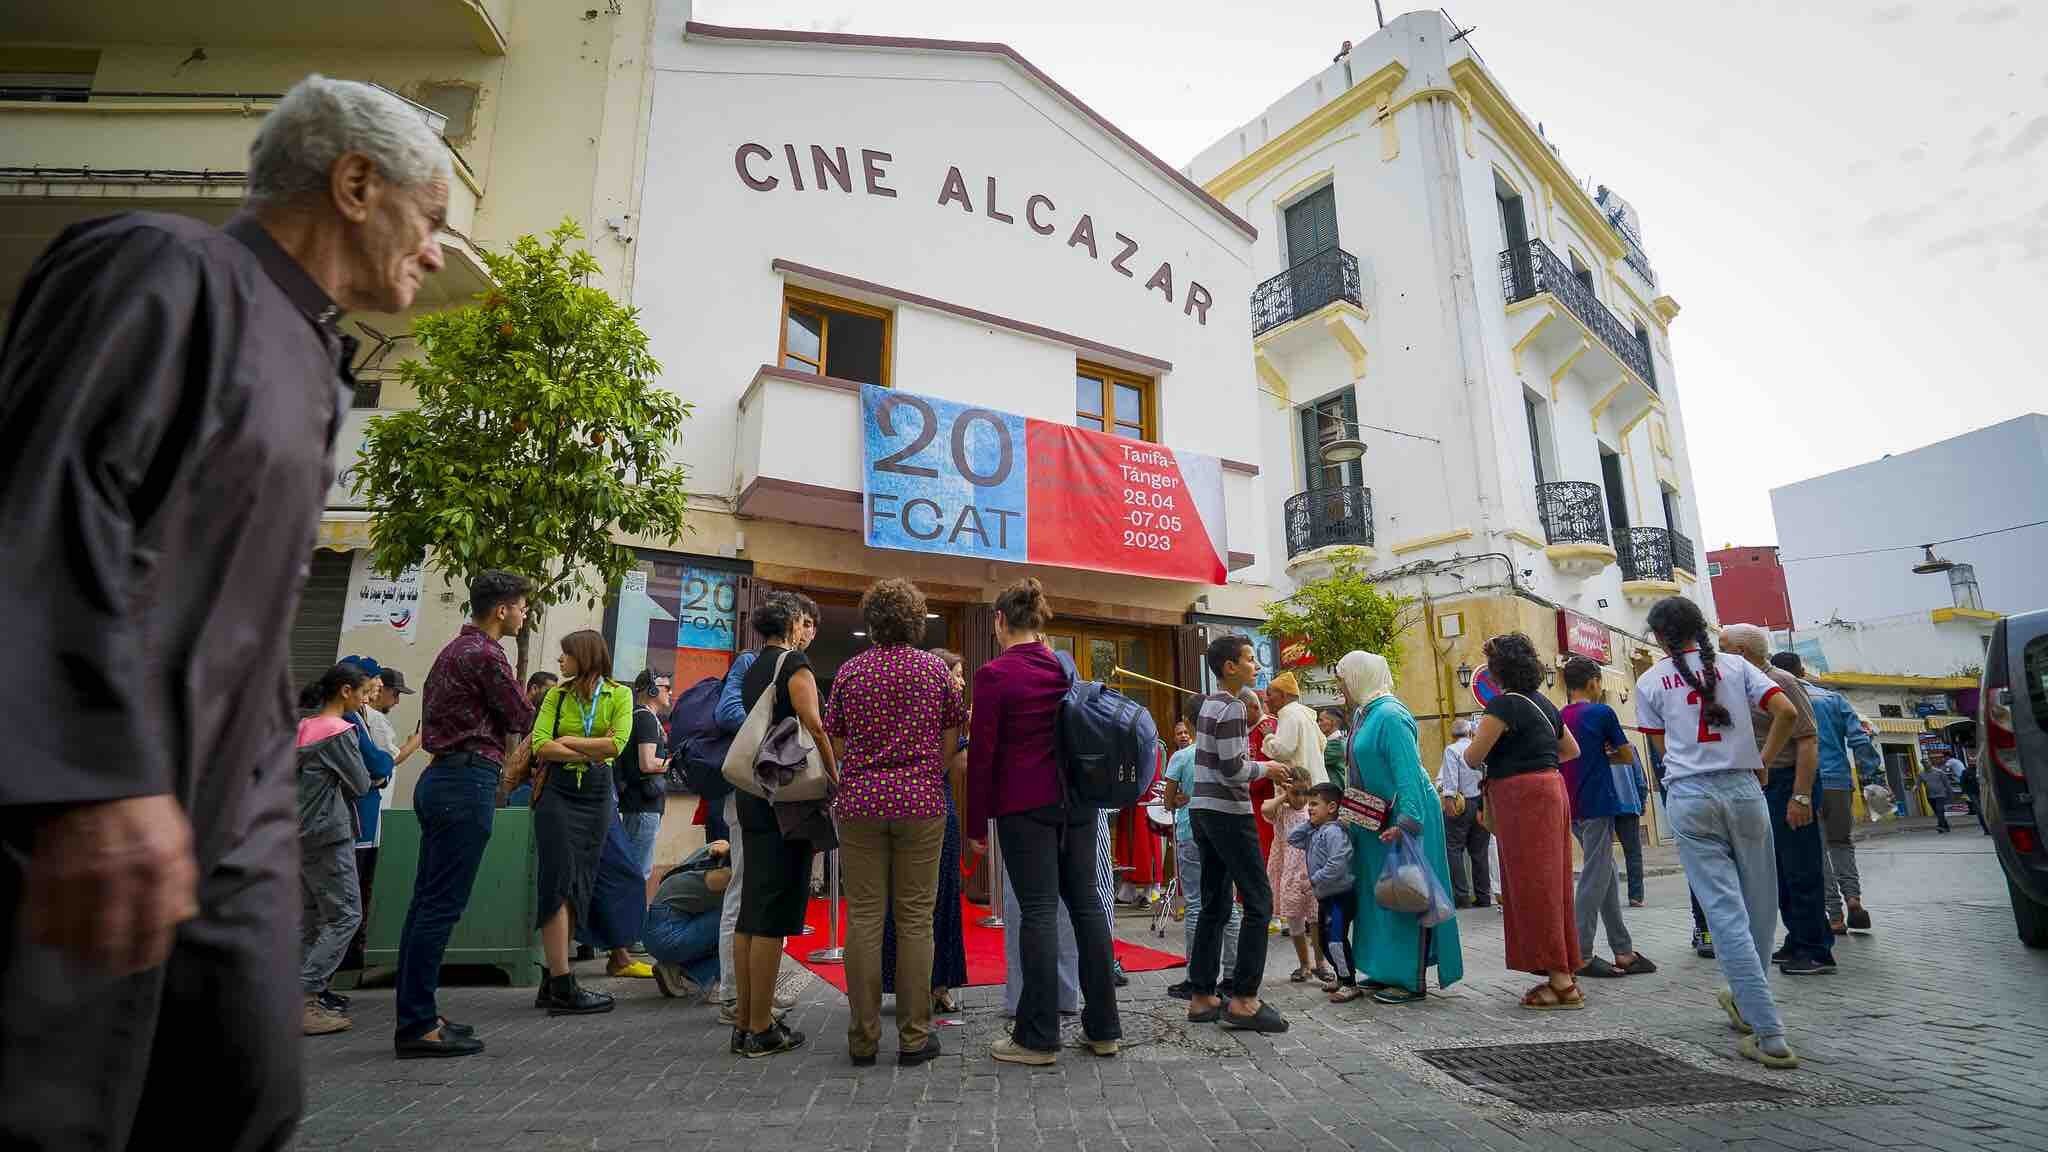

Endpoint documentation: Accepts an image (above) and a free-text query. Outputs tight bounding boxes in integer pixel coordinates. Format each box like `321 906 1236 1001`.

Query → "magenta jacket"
966 642 1068 829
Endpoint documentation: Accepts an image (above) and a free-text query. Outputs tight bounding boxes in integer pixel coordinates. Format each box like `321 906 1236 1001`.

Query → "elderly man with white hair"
1436 716 1492 907
0 76 448 1146
1723 624 1833 977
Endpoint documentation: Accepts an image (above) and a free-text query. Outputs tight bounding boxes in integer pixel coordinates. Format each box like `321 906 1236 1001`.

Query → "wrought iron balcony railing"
1498 239 1655 387
1618 527 1676 583
1284 484 1374 559
1670 530 1696 576
1252 247 1362 337
1537 481 1610 548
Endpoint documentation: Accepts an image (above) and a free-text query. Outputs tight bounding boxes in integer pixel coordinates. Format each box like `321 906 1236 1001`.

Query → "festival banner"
861 384 1228 584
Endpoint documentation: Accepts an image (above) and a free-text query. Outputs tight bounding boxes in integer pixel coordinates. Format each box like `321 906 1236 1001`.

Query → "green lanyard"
569 680 605 788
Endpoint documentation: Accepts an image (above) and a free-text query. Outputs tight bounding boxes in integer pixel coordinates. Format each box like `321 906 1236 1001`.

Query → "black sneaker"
395 1032 485 1060
1113 959 1129 988
1770 943 1791 964
1779 956 1837 976
730 1027 747 1055
318 990 350 1013
1692 929 1715 959
741 1024 807 1058
1166 980 1194 1001
544 974 616 1016
1846 905 1873 932
897 1035 943 1067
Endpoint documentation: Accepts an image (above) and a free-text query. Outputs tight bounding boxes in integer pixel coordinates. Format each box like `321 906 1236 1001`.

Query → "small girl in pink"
1263 767 1328 982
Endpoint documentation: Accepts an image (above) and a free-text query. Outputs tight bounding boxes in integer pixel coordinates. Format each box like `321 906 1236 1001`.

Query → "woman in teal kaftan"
1339 651 1463 1003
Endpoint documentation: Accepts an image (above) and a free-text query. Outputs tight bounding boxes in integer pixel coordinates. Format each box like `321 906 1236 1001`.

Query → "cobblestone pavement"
302 828 2047 1150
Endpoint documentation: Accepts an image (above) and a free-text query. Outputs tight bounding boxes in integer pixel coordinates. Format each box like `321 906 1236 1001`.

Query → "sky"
695 0 2047 547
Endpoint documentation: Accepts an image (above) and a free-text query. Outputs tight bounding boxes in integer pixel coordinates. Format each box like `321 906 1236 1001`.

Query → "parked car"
1978 609 2048 948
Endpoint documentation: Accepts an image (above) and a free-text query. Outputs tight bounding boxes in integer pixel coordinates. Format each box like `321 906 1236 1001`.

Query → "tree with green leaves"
1261 548 1419 680
354 218 691 676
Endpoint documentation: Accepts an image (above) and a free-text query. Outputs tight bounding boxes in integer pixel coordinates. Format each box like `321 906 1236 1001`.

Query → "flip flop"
1371 986 1426 1005
1220 1003 1290 1033
1328 986 1364 1004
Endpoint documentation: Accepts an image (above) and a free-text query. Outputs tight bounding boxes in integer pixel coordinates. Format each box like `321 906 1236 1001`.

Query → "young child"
1264 767 1328 983
1291 782 1359 1002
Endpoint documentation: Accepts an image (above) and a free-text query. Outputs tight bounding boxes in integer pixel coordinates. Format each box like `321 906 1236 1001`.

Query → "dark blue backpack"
1053 651 1161 810
666 675 733 799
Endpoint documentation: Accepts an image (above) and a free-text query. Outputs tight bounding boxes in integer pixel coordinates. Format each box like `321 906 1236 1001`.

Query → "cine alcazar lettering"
733 142 1213 327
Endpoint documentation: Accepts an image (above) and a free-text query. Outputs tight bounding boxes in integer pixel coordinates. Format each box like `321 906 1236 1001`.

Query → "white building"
1183 11 1707 762
1770 413 2048 628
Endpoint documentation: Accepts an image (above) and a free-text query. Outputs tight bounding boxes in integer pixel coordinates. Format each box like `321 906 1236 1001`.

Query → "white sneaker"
991 1036 1056 1066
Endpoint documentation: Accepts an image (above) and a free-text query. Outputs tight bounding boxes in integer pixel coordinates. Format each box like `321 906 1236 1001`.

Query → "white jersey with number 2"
1634 650 1783 785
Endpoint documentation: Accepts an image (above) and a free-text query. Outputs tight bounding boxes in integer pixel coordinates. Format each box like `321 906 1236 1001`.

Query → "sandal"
1519 982 1585 1011
1371 986 1426 1005
1328 985 1364 1004
1576 957 1624 979
933 990 960 1014
1288 967 1310 983
1617 953 1658 976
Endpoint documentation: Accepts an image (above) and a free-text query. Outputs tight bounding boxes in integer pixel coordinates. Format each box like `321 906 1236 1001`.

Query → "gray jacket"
297 726 371 848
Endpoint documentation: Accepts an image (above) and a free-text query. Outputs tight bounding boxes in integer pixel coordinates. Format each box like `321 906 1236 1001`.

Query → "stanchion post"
977 820 1005 928
807 848 845 963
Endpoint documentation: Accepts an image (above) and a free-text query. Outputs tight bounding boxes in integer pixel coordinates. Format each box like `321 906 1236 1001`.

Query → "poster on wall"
342 554 421 643
860 384 1229 585
606 557 744 689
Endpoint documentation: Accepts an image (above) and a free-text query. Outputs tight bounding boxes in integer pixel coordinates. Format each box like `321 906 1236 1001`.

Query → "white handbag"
720 649 790 799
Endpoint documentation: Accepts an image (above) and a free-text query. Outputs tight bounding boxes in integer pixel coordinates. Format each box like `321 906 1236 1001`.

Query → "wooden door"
1046 625 1179 738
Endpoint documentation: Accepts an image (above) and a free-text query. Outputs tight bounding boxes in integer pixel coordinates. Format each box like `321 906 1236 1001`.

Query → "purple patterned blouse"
823 644 967 822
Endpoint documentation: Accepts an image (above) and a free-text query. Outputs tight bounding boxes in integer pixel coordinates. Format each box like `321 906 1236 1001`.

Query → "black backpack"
1053 651 1161 810
665 675 733 799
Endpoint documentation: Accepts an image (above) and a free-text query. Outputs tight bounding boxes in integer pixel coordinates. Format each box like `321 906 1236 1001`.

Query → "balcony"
1618 526 1681 601
1253 248 1361 337
1283 485 1374 577
0 0 509 54
1500 239 1653 385
0 94 489 311
734 364 1262 573
1670 529 1697 579
1536 480 1616 578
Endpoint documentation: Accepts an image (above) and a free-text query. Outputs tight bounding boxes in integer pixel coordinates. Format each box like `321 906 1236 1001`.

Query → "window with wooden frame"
1074 361 1155 440
779 287 891 386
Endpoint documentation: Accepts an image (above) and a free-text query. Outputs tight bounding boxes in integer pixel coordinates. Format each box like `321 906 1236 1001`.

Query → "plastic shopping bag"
1862 782 1896 822
1375 828 1456 929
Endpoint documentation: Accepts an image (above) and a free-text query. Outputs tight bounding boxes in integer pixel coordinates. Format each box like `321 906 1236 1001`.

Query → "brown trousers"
839 816 946 1058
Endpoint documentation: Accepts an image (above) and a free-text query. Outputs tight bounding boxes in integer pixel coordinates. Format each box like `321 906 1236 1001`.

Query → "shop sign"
1557 608 1612 664
342 555 421 643
861 384 1228 584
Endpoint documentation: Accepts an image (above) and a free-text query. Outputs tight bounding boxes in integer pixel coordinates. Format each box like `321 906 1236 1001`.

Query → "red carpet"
783 894 1185 993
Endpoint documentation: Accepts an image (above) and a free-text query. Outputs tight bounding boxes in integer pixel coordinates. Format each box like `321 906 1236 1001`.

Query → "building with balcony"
570 6 1279 745
1184 10 1711 775
0 1 657 802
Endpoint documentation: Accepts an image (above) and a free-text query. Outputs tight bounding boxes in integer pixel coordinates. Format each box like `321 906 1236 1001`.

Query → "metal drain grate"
1414 1040 1798 1113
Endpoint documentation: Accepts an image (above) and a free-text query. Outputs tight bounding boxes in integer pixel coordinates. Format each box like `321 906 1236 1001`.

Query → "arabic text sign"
861 385 1227 584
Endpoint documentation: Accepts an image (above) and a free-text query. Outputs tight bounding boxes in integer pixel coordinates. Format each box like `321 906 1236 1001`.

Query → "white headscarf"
1336 650 1394 709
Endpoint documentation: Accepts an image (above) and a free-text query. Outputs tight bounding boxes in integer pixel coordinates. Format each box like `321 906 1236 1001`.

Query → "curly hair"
859 578 929 647
1483 631 1546 694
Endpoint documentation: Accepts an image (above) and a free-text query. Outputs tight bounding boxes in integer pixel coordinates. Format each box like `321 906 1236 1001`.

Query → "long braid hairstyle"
1646 597 1732 729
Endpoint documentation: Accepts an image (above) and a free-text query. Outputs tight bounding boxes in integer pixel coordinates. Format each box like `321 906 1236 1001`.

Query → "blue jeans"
1175 832 1240 976
1667 771 1784 1042
1763 773 1834 965
641 904 719 987
620 810 662 880
395 754 498 1040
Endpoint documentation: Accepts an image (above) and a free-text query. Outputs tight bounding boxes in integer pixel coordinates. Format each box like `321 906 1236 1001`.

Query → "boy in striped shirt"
1187 635 1294 1034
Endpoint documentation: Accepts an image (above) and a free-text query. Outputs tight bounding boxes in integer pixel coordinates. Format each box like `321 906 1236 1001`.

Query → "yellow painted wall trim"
1652 294 1681 326
1204 61 1409 201
1376 86 1475 163
1617 394 1664 440
1273 167 1336 211
1504 528 1547 550
1510 309 1553 374
1449 59 1625 263
1550 337 1592 401
1254 349 1290 406
449 145 484 198
1675 567 1696 585
1588 375 1629 431
458 0 512 55
1389 527 1475 556
1504 296 1551 317
1817 671 1978 691
1325 312 1369 380
1931 607 2001 624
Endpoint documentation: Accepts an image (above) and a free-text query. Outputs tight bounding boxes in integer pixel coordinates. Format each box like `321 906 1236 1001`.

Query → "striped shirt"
1192 691 1255 815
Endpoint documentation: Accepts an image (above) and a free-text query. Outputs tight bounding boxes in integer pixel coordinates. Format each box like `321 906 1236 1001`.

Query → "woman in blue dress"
1338 650 1463 1003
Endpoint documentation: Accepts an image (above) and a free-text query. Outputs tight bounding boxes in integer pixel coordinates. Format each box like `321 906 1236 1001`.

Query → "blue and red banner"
861 385 1228 584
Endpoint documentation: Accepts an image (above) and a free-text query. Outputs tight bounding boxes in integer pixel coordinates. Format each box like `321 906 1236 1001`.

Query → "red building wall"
1708 545 1793 630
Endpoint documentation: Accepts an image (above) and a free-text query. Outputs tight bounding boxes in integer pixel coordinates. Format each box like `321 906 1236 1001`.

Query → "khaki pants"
839 816 946 1058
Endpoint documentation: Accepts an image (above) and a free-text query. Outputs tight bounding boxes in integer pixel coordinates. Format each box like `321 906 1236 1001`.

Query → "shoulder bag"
720 649 789 799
